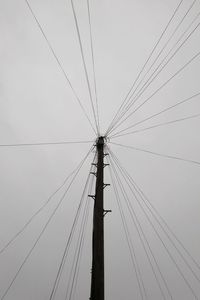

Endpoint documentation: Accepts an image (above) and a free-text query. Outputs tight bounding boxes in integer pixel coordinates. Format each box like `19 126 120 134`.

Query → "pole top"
96 136 105 147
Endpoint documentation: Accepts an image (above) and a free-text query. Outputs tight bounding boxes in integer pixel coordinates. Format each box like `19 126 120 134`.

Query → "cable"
24 0 96 135
111 150 200 285
49 152 96 300
87 0 100 132
111 150 200 273
0 147 92 300
112 12 200 132
108 161 147 300
64 158 95 300
111 113 200 138
108 48 200 135
111 0 198 129
70 0 99 135
67 180 93 300
110 92 200 138
0 148 92 255
110 142 200 166
71 173 95 300
108 152 171 299
109 148 198 299
0 140 93 147
105 0 184 135
131 179 200 274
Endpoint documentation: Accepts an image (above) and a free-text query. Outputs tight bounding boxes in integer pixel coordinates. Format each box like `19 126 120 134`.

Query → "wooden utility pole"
90 136 109 300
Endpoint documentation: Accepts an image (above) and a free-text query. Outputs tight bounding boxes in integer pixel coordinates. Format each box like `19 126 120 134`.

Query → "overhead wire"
109 15 200 135
107 151 171 300
0 147 92 300
0 147 92 255
110 113 200 138
130 177 200 274
111 150 200 273
49 152 96 300
105 0 184 136
107 46 200 136
108 148 199 299
87 0 100 132
110 142 200 166
70 174 95 300
0 140 93 147
122 6 200 115
107 156 147 300
24 0 96 135
109 0 198 132
67 174 94 300
64 155 95 300
110 92 200 138
110 150 200 285
70 0 99 135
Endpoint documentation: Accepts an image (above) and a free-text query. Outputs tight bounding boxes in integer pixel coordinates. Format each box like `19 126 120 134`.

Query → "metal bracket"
88 195 95 200
103 153 109 157
103 209 112 217
103 163 109 168
91 163 97 167
90 172 97 177
103 183 110 189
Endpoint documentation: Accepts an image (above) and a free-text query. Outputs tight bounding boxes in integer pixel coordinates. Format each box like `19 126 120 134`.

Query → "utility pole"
89 136 110 300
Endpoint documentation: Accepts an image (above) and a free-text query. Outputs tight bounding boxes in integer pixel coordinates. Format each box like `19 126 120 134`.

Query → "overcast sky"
0 0 200 299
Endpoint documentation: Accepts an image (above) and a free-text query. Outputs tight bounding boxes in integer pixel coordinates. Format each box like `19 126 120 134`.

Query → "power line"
49 153 96 300
24 0 96 135
109 149 198 299
107 159 146 300
63 159 95 300
111 113 200 138
108 152 171 299
110 92 200 138
111 0 198 129
69 173 95 300
131 178 200 274
108 48 200 135
111 12 200 133
105 0 184 135
0 148 92 255
67 186 92 300
111 150 200 285
111 150 200 274
0 148 91 300
0 140 93 147
70 0 99 135
87 0 100 132
110 142 200 166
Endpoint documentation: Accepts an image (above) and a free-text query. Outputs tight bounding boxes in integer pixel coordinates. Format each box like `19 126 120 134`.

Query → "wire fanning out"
107 153 172 299
87 0 100 133
109 148 200 299
107 1 200 136
49 152 96 299
71 0 100 135
110 92 200 138
111 113 200 138
0 140 93 147
0 147 92 300
110 142 200 166
108 0 198 134
106 0 185 136
25 0 96 135
0 147 92 255
107 157 147 300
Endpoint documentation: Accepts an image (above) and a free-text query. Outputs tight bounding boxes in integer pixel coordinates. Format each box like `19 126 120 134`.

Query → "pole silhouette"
90 136 107 300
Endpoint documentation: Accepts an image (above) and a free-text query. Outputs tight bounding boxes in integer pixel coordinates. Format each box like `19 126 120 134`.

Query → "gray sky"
0 0 200 299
